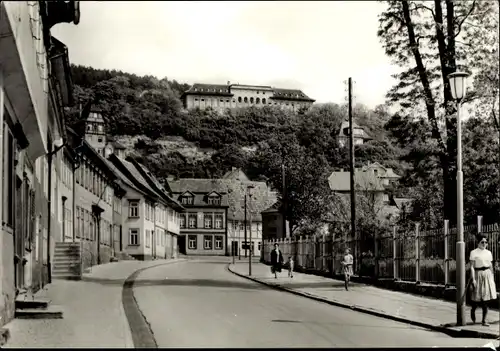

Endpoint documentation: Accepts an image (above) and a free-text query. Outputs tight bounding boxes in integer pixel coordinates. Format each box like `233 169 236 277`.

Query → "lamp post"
246 185 255 276
448 71 469 327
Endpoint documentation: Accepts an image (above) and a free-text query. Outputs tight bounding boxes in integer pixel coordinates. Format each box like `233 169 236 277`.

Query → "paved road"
133 257 496 348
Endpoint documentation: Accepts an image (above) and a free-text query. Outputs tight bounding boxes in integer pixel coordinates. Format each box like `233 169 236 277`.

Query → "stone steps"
15 305 64 319
52 242 82 280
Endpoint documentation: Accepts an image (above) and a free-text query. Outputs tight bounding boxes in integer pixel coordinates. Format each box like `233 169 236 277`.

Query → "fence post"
322 234 326 271
374 229 379 279
415 222 420 284
444 220 449 286
477 215 483 235
393 226 399 281
313 236 317 270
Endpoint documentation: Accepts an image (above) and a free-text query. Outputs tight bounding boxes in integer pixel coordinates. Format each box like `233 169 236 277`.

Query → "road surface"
133 257 496 348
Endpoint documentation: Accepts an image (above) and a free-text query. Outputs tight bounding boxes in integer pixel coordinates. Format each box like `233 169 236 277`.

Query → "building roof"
112 141 126 150
181 83 315 103
338 120 371 140
328 170 385 192
131 159 184 210
363 162 401 179
169 173 277 221
222 167 250 181
270 88 315 102
262 200 282 214
169 178 230 207
226 180 277 222
182 83 234 98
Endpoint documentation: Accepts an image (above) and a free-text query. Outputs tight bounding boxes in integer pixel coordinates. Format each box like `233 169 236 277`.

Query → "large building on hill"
181 82 315 112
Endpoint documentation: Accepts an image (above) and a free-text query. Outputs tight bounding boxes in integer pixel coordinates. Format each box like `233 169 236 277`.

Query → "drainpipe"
153 203 157 260
47 140 67 284
0 69 4 286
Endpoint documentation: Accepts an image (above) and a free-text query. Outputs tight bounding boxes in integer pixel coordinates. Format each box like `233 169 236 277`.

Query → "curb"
227 264 499 340
122 259 187 348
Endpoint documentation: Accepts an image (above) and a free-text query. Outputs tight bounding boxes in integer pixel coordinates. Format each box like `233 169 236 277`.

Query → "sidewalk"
228 261 499 340
3 258 186 348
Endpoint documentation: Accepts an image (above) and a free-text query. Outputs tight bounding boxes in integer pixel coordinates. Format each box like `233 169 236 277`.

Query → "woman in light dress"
469 234 497 326
341 248 354 291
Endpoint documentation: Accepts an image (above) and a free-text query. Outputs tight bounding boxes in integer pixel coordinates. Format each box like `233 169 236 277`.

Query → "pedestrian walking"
270 243 284 279
469 234 497 326
287 256 294 278
341 248 353 291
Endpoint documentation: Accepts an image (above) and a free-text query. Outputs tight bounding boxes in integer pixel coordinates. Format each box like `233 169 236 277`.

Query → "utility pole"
244 193 247 258
281 162 287 239
348 77 357 272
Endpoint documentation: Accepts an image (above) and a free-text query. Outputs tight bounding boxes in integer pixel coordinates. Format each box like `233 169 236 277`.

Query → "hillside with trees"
66 51 499 235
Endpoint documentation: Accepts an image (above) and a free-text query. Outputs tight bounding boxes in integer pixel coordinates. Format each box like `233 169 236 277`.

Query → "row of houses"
0 1 187 330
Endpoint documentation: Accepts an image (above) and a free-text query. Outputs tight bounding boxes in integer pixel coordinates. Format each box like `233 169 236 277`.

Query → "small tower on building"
84 108 107 156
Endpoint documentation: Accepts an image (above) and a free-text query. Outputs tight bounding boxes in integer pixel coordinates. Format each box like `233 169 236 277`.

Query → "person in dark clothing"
270 243 284 279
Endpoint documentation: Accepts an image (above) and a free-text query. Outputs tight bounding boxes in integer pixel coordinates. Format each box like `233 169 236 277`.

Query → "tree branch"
454 0 476 38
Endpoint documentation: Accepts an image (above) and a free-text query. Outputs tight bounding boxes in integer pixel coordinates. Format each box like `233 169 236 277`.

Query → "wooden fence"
262 216 500 287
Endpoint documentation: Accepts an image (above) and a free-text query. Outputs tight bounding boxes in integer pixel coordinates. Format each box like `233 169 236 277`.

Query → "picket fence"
262 216 500 287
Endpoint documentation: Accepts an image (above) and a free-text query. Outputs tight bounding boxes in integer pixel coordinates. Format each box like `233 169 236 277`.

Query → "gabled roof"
338 120 371 140
108 155 160 203
129 158 184 211
169 171 277 221
222 168 250 182
328 170 385 192
363 162 401 179
169 178 229 207
225 179 277 222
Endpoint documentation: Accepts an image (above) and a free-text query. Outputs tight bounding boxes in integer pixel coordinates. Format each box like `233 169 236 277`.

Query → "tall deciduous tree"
377 0 499 224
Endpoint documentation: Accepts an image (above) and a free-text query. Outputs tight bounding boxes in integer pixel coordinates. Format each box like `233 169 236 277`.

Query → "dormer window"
181 195 194 205
207 194 221 206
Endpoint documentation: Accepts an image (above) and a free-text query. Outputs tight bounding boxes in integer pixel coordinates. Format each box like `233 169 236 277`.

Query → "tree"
251 133 335 235
377 0 499 224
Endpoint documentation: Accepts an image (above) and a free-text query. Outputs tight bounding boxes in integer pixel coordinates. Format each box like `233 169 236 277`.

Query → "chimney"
227 81 231 85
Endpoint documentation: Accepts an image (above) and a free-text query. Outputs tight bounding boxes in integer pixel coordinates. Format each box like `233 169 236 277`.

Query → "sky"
52 1 398 108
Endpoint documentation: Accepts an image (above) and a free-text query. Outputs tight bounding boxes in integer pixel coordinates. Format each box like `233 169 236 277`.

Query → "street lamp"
448 71 469 327
246 185 255 276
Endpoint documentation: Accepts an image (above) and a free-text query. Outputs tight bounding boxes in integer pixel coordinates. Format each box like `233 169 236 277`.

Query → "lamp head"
447 71 470 101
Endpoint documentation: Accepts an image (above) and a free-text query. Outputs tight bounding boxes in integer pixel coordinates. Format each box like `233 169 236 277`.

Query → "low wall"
81 241 114 271
261 259 499 310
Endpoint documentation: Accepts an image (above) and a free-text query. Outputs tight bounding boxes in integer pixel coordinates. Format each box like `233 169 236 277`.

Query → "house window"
238 97 242 103
258 242 262 251
181 196 193 205
256 97 260 104
233 221 238 230
383 194 389 202
204 214 212 229
215 214 223 229
129 229 139 246
207 196 220 205
180 215 186 228
188 235 197 249
146 230 151 248
129 200 139 217
262 98 266 104
239 222 244 230
244 97 248 103
204 235 213 250
250 97 254 103
188 214 197 228
215 235 223 250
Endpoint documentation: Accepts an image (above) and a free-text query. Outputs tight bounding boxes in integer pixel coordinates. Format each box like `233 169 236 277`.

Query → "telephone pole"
348 77 357 271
